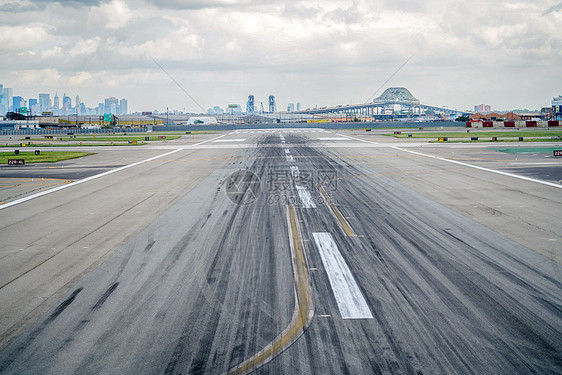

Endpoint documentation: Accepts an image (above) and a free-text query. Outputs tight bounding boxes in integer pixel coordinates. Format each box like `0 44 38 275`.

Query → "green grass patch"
1 151 94 164
386 130 562 139
494 147 562 155
429 137 562 143
1 143 142 148
31 135 181 142
151 131 219 135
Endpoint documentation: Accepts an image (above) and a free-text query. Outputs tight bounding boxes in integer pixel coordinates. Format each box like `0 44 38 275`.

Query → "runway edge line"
392 146 562 189
0 133 229 210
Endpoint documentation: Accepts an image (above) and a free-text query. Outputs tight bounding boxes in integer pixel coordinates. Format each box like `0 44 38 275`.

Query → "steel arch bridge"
293 87 467 117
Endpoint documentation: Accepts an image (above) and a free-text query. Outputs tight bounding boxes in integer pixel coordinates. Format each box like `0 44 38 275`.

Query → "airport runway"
0 130 561 374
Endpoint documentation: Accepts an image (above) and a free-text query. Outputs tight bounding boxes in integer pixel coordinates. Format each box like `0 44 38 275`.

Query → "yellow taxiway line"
317 184 356 237
226 205 314 375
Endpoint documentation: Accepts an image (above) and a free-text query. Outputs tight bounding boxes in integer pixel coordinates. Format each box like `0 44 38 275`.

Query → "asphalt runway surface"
0 130 561 374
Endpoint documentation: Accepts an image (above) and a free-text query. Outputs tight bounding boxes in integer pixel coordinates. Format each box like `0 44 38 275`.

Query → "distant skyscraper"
296 102 301 111
119 98 128 114
62 93 71 113
268 95 276 113
247 95 255 113
287 103 295 112
104 97 119 114
13 96 24 112
53 93 59 110
0 84 4 114
28 98 38 115
3 87 13 112
39 93 50 113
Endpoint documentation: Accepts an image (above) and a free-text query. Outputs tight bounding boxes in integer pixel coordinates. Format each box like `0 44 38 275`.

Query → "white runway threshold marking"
296 185 316 208
312 232 373 319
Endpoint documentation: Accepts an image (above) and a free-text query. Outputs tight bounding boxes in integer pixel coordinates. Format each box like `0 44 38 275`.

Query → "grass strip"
1 151 94 164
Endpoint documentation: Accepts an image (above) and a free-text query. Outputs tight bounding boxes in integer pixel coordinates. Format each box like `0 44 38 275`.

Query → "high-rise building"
247 95 255 113
296 102 301 111
0 84 4 114
119 98 128 114
28 98 38 115
53 93 59 110
268 95 276 113
287 103 295 112
3 87 13 112
104 97 119 114
39 93 50 113
62 93 71 113
13 96 24 112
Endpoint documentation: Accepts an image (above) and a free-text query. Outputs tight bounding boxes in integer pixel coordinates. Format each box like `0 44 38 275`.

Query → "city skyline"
0 84 129 116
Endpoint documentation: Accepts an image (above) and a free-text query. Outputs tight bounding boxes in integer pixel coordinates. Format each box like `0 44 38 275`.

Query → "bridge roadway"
292 102 464 116
0 130 560 374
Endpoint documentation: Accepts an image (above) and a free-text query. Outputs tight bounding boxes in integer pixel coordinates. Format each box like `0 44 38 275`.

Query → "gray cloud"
543 2 562 15
0 0 560 112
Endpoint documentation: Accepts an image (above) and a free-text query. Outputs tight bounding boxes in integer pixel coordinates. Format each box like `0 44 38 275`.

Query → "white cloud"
69 37 101 57
68 71 93 85
0 0 560 111
89 0 132 29
0 24 50 50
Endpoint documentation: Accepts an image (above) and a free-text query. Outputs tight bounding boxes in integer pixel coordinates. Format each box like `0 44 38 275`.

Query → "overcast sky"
1 0 561 113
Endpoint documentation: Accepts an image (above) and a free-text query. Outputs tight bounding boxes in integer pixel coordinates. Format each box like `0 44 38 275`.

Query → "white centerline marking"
393 147 562 189
318 137 350 141
290 166 300 177
312 232 373 319
296 185 316 208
